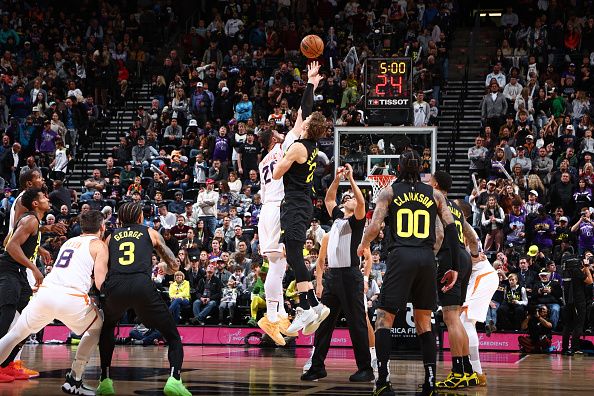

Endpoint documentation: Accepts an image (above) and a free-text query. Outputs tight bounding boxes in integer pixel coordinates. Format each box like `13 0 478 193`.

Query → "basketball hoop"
368 174 397 203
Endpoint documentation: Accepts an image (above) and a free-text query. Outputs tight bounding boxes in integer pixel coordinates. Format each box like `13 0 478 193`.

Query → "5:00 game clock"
365 57 413 109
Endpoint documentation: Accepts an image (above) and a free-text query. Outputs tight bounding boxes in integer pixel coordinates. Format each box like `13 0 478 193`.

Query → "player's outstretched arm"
150 228 179 274
272 142 306 180
92 238 109 291
325 167 344 215
287 61 323 139
6 216 44 286
346 163 366 220
357 187 392 256
315 233 329 298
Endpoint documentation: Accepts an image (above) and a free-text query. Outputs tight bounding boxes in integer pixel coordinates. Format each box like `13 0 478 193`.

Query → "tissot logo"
368 98 410 106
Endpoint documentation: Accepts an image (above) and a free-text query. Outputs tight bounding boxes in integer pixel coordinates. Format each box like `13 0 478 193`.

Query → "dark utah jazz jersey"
283 138 317 196
0 212 40 272
108 224 153 276
439 198 466 252
388 182 437 248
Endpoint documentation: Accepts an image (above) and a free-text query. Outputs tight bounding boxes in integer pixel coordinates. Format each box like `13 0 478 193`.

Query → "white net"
367 174 397 203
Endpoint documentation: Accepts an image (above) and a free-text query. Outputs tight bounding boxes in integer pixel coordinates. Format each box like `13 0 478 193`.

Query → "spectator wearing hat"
571 207 594 255
197 178 219 236
158 203 177 229
532 268 563 330
168 271 191 324
191 263 223 325
187 254 206 289
215 258 232 285
191 82 211 127
168 155 191 191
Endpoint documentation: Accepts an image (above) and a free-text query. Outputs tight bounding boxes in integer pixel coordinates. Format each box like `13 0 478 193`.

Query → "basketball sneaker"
286 307 317 334
0 371 14 383
373 381 395 396
477 372 487 386
62 371 95 395
436 371 477 389
257 316 286 346
303 347 315 373
163 376 192 396
13 361 39 378
278 316 298 337
96 378 115 395
0 362 30 380
302 304 330 335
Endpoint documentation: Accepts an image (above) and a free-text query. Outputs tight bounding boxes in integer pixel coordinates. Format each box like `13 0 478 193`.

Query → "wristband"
364 276 369 282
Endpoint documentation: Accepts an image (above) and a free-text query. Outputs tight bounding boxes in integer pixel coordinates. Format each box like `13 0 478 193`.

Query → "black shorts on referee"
436 248 471 307
379 247 437 314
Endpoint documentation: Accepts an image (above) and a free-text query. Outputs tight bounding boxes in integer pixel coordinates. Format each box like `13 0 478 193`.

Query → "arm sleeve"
443 223 461 271
300 83 315 119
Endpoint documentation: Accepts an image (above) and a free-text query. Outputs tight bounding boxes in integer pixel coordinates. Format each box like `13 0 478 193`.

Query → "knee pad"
285 240 310 283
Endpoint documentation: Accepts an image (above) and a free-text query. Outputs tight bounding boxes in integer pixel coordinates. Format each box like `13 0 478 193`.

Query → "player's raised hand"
357 242 368 258
307 60 320 78
440 269 458 292
344 163 354 180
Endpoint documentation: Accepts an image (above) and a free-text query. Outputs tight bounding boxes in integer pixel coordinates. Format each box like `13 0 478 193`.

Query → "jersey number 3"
396 209 430 238
262 161 276 184
119 242 135 265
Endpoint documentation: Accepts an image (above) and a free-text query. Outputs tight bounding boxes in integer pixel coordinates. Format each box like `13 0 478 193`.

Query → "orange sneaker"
0 362 29 380
14 361 39 378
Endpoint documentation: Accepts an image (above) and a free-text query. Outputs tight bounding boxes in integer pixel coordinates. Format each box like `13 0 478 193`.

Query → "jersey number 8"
396 209 430 239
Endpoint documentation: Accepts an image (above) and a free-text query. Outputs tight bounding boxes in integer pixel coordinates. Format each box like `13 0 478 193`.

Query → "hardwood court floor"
3 345 594 395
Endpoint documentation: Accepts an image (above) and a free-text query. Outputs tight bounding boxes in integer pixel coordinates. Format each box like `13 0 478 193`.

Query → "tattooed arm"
434 216 444 255
462 218 480 258
357 187 393 257
149 228 179 274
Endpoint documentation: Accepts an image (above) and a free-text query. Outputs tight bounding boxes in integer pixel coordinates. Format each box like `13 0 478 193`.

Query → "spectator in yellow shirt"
169 271 191 324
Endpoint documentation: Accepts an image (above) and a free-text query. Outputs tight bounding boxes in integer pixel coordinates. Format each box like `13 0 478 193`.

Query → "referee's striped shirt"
327 206 365 268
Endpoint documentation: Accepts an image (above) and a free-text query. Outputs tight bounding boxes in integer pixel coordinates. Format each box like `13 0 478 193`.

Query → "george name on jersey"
113 230 143 241
393 192 434 209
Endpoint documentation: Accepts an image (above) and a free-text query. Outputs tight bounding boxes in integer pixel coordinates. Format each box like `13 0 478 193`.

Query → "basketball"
300 35 324 58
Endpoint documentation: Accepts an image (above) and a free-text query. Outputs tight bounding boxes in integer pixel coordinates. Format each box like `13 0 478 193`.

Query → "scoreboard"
365 57 413 110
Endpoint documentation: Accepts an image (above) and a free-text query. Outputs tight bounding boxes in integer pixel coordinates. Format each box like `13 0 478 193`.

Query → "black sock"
171 366 181 380
375 328 392 387
100 367 110 381
462 355 474 374
307 289 319 307
418 331 436 388
298 292 310 310
452 356 463 374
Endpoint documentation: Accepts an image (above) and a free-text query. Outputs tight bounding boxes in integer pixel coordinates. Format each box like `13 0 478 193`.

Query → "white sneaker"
303 304 330 335
287 307 317 334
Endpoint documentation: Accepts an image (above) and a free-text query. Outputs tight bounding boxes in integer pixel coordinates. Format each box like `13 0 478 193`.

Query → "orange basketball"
300 35 324 58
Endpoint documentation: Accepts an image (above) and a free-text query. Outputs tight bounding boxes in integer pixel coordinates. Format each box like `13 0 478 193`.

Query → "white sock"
265 253 287 323
461 312 482 374
370 346 376 361
71 317 102 381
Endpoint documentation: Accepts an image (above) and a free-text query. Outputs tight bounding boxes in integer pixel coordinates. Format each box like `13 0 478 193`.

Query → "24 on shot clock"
365 57 413 109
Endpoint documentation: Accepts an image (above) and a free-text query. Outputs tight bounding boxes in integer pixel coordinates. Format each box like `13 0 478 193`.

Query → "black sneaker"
62 371 96 395
349 368 374 382
300 368 327 381
373 381 395 396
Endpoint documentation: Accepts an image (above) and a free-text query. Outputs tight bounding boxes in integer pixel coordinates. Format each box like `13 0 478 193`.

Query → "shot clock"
365 57 413 109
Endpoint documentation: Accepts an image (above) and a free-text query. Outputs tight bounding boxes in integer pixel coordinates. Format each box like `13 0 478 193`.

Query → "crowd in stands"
9 0 453 329
468 2 594 337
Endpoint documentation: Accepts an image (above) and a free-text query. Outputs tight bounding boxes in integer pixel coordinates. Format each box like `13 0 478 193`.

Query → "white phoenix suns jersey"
44 235 98 293
259 143 285 204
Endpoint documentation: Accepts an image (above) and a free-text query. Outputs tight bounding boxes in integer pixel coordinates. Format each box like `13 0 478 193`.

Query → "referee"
301 164 374 382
